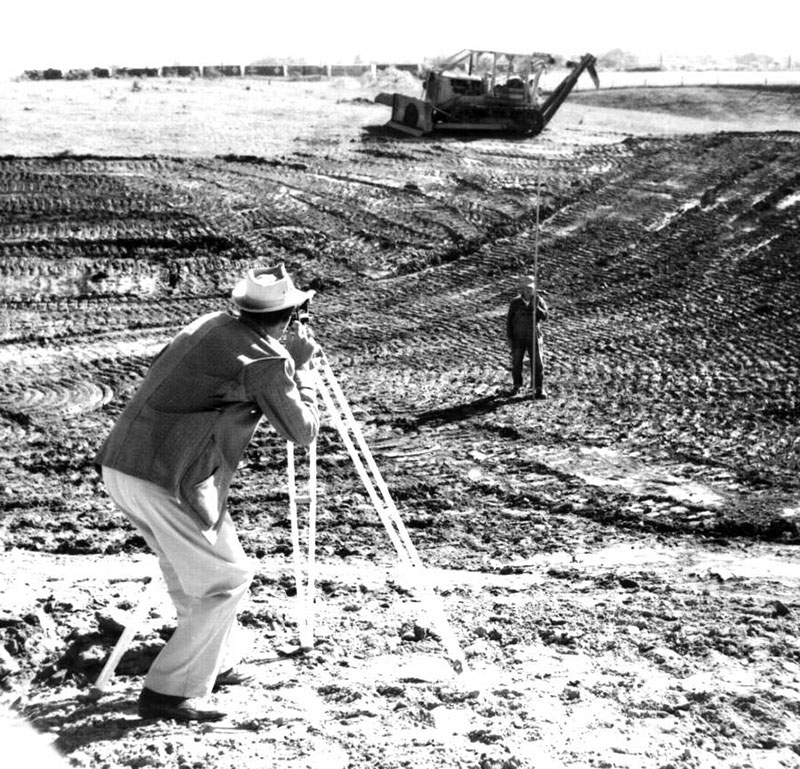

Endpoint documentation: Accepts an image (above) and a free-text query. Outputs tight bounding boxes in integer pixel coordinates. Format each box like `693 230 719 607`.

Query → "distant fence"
20 62 422 81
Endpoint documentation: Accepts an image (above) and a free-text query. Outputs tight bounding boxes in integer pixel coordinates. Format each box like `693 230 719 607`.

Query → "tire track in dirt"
318 133 800 537
1 131 799 546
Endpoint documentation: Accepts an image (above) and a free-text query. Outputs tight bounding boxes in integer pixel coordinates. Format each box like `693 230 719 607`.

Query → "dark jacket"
506 295 548 344
95 311 318 535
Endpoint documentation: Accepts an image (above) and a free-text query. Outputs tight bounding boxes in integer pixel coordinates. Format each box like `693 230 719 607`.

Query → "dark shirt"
506 295 548 343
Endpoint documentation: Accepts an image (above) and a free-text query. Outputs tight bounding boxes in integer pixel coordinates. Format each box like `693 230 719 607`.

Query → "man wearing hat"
506 274 549 397
95 264 319 722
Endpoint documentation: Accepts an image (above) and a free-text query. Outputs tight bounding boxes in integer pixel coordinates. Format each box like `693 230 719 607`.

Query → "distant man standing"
506 274 548 397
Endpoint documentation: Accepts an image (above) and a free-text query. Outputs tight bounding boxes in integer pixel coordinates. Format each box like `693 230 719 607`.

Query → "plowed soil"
1 77 799 769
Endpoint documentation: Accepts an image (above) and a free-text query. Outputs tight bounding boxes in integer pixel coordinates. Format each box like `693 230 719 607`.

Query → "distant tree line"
597 48 796 71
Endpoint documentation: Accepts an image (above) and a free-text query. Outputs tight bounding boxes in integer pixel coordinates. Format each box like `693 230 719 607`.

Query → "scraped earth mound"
0 83 799 769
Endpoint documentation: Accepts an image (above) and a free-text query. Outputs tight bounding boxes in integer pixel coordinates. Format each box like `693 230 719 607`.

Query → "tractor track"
1 129 799 551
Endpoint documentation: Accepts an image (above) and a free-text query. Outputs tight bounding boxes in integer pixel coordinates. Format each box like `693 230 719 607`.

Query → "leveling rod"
532 158 542 402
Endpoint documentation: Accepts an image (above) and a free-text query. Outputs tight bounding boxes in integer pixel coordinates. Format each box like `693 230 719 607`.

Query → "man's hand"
284 321 320 369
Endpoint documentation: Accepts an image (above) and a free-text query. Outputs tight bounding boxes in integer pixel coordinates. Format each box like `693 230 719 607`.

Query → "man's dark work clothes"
506 275 548 396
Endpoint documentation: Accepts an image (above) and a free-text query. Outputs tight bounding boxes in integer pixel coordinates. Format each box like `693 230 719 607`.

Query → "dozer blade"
386 120 425 137
389 94 433 134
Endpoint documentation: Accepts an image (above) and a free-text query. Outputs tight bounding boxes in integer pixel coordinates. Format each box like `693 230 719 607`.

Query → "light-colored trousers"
102 467 255 698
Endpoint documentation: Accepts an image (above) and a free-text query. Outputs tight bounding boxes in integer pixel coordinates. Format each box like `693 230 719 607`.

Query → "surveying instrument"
91 301 466 699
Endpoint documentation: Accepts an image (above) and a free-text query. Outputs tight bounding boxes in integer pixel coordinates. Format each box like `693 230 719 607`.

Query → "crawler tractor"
376 49 599 137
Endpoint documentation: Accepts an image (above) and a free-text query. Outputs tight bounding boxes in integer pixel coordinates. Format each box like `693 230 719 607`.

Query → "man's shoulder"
197 310 234 328
182 310 231 335
171 312 259 362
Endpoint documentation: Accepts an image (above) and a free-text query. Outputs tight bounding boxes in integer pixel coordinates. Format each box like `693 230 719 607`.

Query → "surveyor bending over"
95 263 319 722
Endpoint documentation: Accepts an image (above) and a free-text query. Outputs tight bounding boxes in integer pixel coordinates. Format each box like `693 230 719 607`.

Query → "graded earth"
0 74 799 769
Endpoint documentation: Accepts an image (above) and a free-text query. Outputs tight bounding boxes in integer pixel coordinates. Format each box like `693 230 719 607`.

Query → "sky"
1 0 798 76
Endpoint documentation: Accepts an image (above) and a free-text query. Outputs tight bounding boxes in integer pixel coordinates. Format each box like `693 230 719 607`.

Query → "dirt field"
1 76 800 769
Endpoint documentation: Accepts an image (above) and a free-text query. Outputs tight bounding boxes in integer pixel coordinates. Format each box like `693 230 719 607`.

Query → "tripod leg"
318 358 421 566
89 576 158 699
314 370 410 563
303 439 317 649
287 442 310 648
315 362 467 673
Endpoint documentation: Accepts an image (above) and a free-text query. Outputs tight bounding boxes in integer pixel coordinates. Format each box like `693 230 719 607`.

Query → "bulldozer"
375 49 599 137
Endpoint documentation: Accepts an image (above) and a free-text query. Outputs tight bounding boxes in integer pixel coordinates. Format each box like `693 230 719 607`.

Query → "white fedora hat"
231 264 313 313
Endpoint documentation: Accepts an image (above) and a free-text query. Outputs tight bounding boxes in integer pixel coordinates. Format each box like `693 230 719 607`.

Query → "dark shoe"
138 687 226 722
213 667 255 692
535 390 547 400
